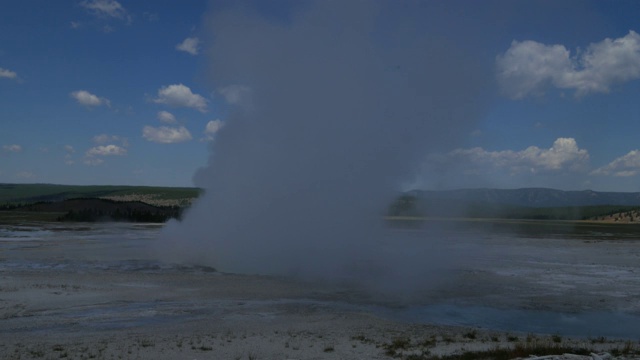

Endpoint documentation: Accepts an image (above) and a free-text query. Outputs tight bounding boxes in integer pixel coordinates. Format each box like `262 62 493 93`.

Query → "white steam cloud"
157 2 487 293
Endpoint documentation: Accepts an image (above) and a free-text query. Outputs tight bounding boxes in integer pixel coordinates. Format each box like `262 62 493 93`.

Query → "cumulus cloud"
497 30 640 98
436 138 590 174
83 143 126 166
3 144 22 153
592 150 640 177
64 145 75 153
153 84 208 112
80 0 131 23
143 125 192 144
86 144 127 156
70 90 111 107
176 37 200 55
203 119 224 141
218 84 251 105
0 67 18 80
157 110 177 124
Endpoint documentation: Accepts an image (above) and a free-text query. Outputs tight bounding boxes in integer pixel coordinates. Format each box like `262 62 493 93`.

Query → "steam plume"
157 1 487 289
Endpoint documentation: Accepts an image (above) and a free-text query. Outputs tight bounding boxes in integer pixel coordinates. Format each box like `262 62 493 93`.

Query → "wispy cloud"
143 125 192 144
3 144 23 153
143 12 159 22
83 158 104 166
15 171 34 180
497 31 640 98
86 144 127 156
80 0 131 23
0 67 18 80
153 84 208 112
70 90 111 108
176 37 200 55
64 145 76 165
92 134 128 147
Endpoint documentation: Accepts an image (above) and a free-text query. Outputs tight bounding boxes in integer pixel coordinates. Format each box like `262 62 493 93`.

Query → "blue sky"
2 1 640 191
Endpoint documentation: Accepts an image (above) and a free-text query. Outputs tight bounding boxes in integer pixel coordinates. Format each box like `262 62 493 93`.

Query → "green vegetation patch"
0 183 202 223
388 194 640 221
0 183 201 206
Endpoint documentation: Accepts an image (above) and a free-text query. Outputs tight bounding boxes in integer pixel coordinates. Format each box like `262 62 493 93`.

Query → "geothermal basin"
1 220 640 358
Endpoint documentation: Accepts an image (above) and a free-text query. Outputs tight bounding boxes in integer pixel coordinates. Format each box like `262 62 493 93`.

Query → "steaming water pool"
380 304 640 339
2 220 640 339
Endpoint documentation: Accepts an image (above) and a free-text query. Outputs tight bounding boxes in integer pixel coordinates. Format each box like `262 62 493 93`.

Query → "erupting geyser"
156 1 488 289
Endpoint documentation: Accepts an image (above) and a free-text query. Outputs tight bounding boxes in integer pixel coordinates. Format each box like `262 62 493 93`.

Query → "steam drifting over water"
157 2 488 288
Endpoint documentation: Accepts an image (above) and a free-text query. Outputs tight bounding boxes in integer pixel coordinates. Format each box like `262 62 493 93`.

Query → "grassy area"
0 183 201 206
386 216 640 240
0 211 65 223
389 195 640 221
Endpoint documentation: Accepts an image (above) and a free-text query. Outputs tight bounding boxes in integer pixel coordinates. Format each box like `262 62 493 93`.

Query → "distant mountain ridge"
409 188 640 208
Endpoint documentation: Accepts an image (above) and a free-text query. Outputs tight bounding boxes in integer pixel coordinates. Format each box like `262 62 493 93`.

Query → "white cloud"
3 144 22 153
218 85 251 105
86 144 127 156
80 0 131 23
0 67 18 80
203 119 224 141
176 37 200 55
436 138 590 174
143 125 192 144
70 90 111 107
497 31 640 98
157 110 177 124
592 150 640 177
64 145 75 153
153 84 208 112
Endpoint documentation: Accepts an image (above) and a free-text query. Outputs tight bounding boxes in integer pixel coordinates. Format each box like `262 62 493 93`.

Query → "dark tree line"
57 206 183 223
